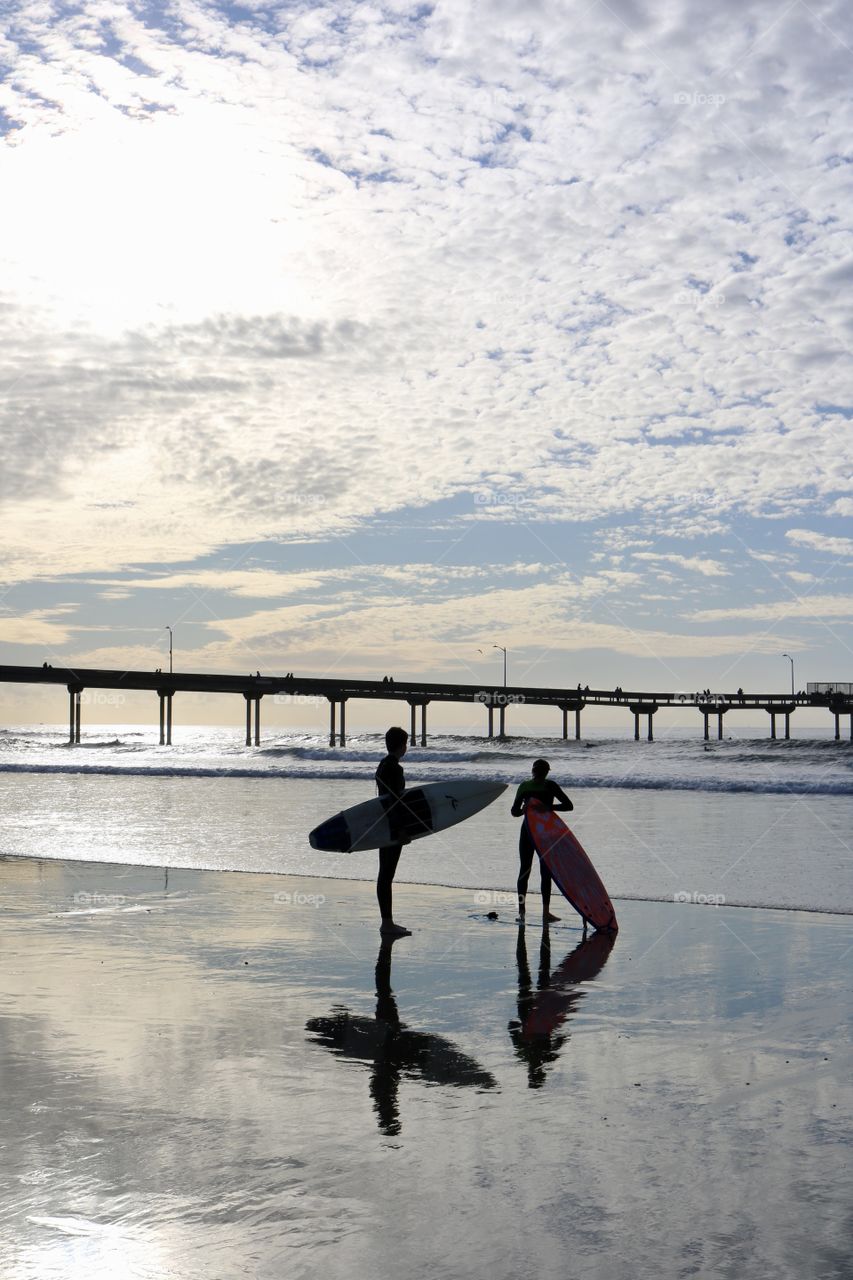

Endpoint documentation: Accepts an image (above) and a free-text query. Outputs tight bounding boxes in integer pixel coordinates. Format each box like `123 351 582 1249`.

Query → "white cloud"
786 529 853 558
1 0 852 687
632 553 730 577
690 594 853 622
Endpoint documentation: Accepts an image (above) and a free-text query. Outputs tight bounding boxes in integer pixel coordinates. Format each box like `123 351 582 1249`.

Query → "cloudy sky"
1 0 852 723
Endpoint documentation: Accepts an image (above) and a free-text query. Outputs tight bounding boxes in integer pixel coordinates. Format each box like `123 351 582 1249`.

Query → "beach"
2 726 852 915
2 855 851 1280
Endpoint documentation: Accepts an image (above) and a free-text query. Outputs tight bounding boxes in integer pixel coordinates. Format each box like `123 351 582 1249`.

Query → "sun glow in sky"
1 0 852 722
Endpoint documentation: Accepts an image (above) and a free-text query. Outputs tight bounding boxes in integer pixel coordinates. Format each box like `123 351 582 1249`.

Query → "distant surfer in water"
375 726 412 938
511 759 573 925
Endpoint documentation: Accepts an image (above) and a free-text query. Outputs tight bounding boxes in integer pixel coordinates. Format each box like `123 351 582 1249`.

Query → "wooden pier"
1 665 851 746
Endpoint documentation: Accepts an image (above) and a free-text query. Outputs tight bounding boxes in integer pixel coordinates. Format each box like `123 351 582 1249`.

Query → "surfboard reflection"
509 929 615 1089
306 940 498 1137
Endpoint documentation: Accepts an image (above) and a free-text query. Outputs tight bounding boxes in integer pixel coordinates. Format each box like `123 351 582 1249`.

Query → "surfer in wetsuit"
511 759 573 925
375 726 412 938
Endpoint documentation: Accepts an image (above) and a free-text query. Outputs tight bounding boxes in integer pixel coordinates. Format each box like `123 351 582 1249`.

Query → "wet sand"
1 856 851 1280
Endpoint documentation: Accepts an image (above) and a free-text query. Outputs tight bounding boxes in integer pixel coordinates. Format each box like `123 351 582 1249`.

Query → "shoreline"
3 851 851 920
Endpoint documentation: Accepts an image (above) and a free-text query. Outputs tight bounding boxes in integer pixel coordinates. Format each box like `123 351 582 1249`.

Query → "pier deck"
1 666 850 746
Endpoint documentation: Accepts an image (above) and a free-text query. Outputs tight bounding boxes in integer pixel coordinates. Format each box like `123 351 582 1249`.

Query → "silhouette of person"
511 759 573 924
375 726 411 937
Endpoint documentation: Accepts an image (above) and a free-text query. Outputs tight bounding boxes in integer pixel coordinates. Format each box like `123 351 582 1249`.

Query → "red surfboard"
524 799 618 932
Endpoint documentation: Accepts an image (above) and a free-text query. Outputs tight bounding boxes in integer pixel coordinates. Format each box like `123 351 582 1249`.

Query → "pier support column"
784 711 790 740
407 700 428 747
770 712 776 740
498 704 505 738
575 707 581 740
158 691 174 745
254 696 261 746
703 711 709 741
488 705 494 738
68 685 82 744
326 697 346 747
834 713 840 741
630 703 657 742
562 705 568 740
717 711 724 740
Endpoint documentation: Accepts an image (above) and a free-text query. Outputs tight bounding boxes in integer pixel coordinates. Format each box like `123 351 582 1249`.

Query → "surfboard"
309 780 507 853
523 799 618 932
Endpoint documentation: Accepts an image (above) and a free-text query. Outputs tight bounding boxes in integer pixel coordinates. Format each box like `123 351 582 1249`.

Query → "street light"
782 652 794 698
165 626 173 674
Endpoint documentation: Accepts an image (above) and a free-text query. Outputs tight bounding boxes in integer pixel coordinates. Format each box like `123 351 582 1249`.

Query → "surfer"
375 726 412 938
511 759 573 925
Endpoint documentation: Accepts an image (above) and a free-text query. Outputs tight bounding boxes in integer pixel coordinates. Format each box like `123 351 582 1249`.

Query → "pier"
1 666 851 746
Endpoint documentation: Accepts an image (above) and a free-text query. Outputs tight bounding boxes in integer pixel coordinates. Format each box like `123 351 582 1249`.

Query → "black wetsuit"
375 754 406 920
512 778 573 910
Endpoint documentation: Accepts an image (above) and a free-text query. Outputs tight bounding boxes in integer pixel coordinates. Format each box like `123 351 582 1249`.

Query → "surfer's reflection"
306 939 497 1136
509 928 615 1089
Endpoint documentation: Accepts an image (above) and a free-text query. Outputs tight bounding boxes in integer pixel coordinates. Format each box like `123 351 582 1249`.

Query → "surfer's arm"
551 785 573 811
510 785 526 817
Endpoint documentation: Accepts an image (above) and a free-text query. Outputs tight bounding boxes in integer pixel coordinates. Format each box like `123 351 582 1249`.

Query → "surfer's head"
532 758 550 777
385 725 409 756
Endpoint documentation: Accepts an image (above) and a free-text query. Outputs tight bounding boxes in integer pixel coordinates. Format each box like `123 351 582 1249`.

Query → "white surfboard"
309 780 507 852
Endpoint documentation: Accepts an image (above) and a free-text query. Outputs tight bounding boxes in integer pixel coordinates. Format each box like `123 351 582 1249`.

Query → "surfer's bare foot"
545 911 560 923
380 921 412 937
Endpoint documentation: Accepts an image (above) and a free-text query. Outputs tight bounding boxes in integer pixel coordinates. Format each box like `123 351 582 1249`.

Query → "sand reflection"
306 939 498 1135
509 929 616 1088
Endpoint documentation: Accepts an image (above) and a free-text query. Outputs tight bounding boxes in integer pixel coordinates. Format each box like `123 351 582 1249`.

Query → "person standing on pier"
511 759 573 925
375 726 412 938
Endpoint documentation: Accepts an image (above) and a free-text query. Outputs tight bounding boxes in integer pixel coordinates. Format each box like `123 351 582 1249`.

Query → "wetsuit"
375 753 406 920
511 778 573 911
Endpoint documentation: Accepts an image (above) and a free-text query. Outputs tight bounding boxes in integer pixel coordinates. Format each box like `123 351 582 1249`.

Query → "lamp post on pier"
782 652 794 698
493 644 507 688
165 626 173 674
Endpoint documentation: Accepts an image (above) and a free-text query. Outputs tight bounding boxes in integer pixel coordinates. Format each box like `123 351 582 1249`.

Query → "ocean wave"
0 759 850 795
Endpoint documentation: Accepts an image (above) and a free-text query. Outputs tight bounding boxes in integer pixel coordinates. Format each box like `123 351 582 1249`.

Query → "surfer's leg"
539 863 559 922
517 825 535 919
377 844 410 935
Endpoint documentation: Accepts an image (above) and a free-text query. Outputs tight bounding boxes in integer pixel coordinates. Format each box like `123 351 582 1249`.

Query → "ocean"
1 723 850 916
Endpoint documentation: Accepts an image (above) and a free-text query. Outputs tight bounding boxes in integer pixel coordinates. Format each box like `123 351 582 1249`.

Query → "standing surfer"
511 759 573 925
375 726 412 937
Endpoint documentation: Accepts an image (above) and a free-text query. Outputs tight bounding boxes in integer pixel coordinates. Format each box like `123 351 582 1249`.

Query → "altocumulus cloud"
0 0 851 684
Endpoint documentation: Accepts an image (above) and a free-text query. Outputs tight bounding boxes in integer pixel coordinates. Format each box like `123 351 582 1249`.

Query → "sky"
1 0 852 728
